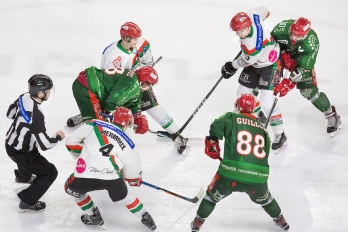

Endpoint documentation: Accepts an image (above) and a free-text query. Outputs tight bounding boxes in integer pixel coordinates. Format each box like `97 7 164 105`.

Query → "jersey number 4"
99 144 114 157
237 131 266 158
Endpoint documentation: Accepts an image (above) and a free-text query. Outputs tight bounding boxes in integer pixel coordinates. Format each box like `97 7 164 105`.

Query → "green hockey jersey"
209 112 271 184
82 66 141 113
271 19 319 72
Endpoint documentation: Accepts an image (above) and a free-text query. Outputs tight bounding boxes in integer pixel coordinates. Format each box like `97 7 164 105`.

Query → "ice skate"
272 132 288 154
81 207 106 230
273 214 289 230
325 106 343 138
19 200 46 212
190 216 205 232
174 134 191 155
141 212 156 230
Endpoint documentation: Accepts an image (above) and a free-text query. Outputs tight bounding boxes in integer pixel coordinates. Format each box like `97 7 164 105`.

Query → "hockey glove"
273 78 296 97
281 52 297 72
133 113 148 134
127 175 142 187
204 136 221 159
221 62 237 79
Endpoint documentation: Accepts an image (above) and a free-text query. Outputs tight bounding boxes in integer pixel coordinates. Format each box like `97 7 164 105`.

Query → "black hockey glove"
221 62 237 79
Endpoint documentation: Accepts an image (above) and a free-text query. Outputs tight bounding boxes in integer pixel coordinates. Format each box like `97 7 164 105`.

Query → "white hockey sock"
119 186 147 219
267 105 284 135
145 105 179 134
74 194 95 215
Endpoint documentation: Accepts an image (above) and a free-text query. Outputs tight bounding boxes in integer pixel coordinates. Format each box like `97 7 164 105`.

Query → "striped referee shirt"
6 92 60 153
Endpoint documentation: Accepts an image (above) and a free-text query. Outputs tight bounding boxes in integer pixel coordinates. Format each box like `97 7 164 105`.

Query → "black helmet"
28 74 53 97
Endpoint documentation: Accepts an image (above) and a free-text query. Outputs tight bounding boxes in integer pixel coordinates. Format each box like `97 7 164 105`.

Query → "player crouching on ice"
190 94 289 231
64 107 156 230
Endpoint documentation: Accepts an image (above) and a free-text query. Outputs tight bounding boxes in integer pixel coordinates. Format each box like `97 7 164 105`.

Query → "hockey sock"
262 199 281 218
126 197 147 219
300 87 331 112
197 198 216 218
145 105 178 133
269 106 284 135
75 194 95 215
310 92 331 112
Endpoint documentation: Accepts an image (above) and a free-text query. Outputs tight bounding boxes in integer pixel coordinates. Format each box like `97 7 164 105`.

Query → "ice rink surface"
0 0 347 231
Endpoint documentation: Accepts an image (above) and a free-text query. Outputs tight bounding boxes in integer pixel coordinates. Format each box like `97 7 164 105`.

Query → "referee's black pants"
6 144 58 205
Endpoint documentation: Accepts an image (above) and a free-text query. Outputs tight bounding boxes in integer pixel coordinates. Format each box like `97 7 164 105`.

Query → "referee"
5 74 65 212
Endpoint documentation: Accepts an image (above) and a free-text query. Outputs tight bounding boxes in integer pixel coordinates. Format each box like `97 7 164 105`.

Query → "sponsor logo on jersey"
239 72 250 83
101 130 127 150
253 14 263 51
259 77 269 86
112 56 122 67
76 158 86 173
268 50 278 63
89 166 116 175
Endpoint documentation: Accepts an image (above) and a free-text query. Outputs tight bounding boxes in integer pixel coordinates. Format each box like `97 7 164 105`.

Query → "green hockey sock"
262 199 281 218
311 92 331 112
197 199 216 218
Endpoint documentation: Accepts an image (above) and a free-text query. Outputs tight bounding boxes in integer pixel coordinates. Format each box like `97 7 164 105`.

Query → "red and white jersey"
65 119 142 182
100 38 153 70
232 6 280 69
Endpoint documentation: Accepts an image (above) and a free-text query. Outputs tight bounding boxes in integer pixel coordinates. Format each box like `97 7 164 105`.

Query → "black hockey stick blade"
142 181 205 203
151 56 162 67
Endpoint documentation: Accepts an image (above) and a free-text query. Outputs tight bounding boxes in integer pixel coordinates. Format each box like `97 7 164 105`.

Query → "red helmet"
135 66 158 84
120 22 142 39
230 12 252 31
112 107 133 128
236 94 255 114
290 17 311 37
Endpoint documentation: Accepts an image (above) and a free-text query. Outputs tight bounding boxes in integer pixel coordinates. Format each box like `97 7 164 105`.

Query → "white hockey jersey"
65 119 142 182
100 38 153 70
232 6 280 69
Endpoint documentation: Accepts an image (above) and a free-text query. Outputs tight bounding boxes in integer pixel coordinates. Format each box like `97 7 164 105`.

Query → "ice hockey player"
101 22 190 155
271 17 342 137
64 106 156 230
72 65 158 135
190 94 290 231
221 6 287 153
6 74 65 212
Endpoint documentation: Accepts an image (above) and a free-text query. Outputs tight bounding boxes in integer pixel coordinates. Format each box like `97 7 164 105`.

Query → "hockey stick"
170 51 243 140
142 181 205 203
264 94 279 130
151 56 162 67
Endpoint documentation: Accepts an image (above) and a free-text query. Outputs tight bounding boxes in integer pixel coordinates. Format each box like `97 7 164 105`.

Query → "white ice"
0 0 347 231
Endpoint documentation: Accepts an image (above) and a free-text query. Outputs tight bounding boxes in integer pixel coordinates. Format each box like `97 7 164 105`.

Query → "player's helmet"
236 94 255 114
290 17 311 38
135 66 158 85
120 22 142 39
230 12 252 31
28 74 53 97
112 107 133 128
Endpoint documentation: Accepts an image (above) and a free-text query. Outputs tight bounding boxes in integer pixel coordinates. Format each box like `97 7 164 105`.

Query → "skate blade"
273 141 288 154
329 125 343 138
180 144 191 156
18 208 45 213
97 224 107 230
